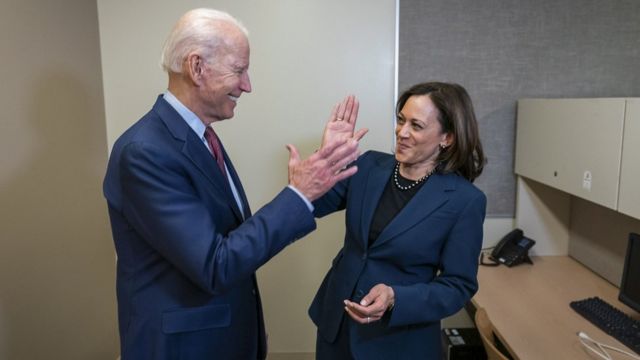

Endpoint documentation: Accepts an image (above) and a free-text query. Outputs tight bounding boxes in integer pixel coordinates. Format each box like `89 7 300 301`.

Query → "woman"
310 82 487 359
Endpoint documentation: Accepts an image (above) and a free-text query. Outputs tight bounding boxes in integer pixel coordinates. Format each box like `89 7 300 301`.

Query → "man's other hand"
286 138 360 202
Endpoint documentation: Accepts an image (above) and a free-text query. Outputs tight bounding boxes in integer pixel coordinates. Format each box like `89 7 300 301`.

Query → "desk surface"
472 256 639 360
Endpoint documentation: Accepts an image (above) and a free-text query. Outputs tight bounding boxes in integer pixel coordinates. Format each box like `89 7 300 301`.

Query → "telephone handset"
482 228 536 267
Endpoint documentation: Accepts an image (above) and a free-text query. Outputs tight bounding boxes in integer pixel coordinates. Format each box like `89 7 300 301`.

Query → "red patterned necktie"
204 126 227 177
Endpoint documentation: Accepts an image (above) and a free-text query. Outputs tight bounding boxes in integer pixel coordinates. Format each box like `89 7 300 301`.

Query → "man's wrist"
287 185 314 212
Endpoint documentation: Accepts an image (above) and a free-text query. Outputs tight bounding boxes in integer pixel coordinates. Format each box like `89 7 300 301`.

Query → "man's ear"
186 53 205 85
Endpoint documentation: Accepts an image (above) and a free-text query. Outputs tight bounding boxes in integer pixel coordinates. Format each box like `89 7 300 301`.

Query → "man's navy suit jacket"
104 96 316 359
309 151 486 360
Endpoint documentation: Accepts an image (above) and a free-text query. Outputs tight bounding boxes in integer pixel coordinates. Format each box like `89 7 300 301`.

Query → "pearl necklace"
393 162 437 191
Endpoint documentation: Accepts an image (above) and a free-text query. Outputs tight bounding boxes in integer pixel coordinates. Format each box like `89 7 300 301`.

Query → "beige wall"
97 0 396 353
0 0 117 359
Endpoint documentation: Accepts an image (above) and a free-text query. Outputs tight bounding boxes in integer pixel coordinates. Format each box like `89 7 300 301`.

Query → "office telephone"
482 228 536 267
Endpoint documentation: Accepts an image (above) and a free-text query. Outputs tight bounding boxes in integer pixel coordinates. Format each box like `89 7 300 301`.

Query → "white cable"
578 331 611 360
577 331 640 360
598 342 640 360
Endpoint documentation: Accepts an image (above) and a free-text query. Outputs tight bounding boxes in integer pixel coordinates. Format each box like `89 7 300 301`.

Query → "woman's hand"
344 283 395 324
321 95 368 149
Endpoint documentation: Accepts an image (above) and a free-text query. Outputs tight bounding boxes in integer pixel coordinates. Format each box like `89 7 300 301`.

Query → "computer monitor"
619 232 640 313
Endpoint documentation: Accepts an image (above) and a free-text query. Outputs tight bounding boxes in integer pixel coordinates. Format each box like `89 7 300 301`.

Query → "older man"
103 8 363 359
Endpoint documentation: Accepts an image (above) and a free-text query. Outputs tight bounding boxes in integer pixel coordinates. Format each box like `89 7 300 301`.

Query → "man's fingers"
329 152 359 179
332 165 358 183
316 137 349 159
325 140 359 169
286 144 300 166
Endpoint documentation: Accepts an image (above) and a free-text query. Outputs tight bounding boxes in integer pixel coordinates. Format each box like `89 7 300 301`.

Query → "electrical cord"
577 331 640 360
479 249 500 266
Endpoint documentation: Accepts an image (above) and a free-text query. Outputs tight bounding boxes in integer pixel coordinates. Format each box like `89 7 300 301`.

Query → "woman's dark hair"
396 82 486 182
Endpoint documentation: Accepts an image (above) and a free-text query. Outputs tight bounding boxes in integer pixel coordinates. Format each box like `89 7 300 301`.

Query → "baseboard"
267 352 314 360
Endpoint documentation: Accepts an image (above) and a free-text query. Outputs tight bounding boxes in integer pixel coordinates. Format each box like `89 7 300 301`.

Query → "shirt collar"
163 90 207 140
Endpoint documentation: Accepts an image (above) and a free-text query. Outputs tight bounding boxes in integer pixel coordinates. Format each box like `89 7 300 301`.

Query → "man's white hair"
160 8 248 74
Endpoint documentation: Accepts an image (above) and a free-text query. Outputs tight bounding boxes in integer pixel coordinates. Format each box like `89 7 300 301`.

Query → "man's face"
198 31 251 124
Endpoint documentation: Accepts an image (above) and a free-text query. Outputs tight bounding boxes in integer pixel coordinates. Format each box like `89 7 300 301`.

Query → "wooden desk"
472 256 639 359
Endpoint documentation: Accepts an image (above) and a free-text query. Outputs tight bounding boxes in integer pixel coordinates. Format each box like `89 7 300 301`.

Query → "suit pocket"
162 304 231 334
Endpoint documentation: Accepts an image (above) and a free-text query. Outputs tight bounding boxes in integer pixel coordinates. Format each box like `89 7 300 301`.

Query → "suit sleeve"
388 191 486 326
119 141 316 294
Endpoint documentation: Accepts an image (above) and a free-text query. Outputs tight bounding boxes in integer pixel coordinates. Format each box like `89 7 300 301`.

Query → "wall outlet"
582 171 592 191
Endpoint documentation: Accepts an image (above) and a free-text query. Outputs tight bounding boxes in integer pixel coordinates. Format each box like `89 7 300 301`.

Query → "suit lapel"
153 96 245 222
372 173 454 248
359 156 394 248
220 144 252 218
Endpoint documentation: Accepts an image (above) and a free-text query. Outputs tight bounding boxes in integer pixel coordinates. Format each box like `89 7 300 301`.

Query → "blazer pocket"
428 211 457 221
162 304 231 334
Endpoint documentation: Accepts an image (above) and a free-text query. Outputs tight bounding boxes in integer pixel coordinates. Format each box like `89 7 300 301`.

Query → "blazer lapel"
359 156 394 248
372 173 455 248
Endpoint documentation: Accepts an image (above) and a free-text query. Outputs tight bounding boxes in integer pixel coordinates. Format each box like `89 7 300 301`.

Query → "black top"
368 172 426 247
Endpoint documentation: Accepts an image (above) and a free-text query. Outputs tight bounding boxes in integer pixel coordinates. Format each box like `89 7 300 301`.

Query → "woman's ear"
441 132 454 148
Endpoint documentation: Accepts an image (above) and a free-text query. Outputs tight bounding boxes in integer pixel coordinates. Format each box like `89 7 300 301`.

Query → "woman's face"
395 95 451 168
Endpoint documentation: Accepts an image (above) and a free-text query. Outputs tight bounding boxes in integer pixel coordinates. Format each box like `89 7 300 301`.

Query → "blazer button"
361 253 367 260
356 289 365 297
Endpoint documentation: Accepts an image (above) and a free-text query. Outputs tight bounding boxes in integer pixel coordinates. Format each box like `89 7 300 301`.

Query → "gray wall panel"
399 0 640 216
